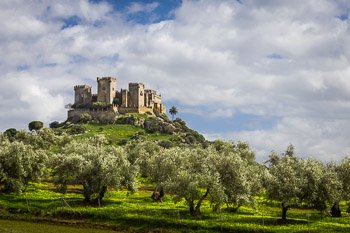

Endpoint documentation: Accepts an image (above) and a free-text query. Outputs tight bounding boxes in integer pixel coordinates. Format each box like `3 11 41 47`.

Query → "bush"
158 140 172 148
162 124 175 134
68 124 86 135
184 134 196 144
79 113 92 123
118 138 128 145
115 115 137 125
173 118 190 131
92 101 111 109
4 128 17 141
159 113 171 122
72 103 91 109
144 118 159 133
28 121 44 131
49 121 60 129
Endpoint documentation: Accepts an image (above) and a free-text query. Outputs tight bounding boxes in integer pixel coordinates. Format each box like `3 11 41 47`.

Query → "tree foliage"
52 139 137 204
28 121 44 131
213 142 261 211
169 106 178 121
163 147 225 217
2 122 349 220
264 146 303 221
0 139 48 193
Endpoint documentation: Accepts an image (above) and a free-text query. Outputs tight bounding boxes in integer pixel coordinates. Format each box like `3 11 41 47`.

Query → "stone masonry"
68 76 166 122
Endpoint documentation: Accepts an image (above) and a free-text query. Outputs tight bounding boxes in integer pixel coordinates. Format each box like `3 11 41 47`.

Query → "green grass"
81 124 142 142
0 219 117 233
74 124 173 145
1 182 350 232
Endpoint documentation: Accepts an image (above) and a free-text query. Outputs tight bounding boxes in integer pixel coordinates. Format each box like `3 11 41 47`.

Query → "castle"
67 77 166 122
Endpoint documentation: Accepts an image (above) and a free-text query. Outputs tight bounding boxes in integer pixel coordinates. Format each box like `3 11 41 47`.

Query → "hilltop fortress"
67 77 166 122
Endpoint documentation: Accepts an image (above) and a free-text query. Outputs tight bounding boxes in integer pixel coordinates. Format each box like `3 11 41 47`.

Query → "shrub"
49 121 60 129
28 121 44 131
162 123 175 134
173 118 190 131
158 140 172 148
144 118 159 133
92 101 111 109
115 115 136 125
4 128 18 139
79 113 92 123
68 124 86 135
159 113 171 122
118 138 128 145
185 134 196 144
72 103 91 109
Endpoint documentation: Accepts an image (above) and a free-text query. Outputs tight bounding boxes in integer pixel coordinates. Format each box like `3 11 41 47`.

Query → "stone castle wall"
68 108 117 123
69 76 166 122
74 85 92 105
97 77 116 104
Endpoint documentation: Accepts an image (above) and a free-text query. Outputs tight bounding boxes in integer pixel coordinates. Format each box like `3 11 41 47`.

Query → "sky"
0 0 350 162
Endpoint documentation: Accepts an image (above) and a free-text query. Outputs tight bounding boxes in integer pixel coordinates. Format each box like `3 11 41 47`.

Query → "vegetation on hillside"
1 114 350 232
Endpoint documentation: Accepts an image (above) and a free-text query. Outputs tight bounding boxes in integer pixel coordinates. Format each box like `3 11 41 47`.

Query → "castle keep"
68 77 166 122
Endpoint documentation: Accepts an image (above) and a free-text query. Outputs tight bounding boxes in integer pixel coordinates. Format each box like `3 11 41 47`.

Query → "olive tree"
0 139 48 193
214 150 261 211
318 163 342 216
163 146 225 217
53 140 137 204
297 159 324 204
337 157 350 213
125 140 161 178
264 146 303 222
148 146 187 202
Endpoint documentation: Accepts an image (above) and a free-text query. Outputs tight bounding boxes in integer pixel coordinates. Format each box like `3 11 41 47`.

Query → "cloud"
126 2 160 14
208 116 350 163
0 0 350 161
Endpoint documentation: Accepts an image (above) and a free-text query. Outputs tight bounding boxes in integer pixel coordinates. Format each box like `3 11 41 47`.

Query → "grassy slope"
70 123 174 146
1 183 350 233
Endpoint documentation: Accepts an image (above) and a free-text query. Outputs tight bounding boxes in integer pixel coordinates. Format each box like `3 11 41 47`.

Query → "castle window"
102 87 106 91
140 91 143 96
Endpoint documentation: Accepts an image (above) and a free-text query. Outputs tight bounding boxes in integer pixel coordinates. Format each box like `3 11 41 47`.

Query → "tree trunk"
151 186 164 202
189 188 210 217
331 202 341 217
189 200 195 216
83 184 93 203
281 202 288 221
95 186 107 203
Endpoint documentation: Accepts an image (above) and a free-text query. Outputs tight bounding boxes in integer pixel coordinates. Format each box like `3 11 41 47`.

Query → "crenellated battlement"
74 85 91 90
97 77 116 82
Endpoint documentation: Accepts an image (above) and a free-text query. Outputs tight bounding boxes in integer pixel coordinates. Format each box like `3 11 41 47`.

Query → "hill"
51 113 207 148
2 115 350 233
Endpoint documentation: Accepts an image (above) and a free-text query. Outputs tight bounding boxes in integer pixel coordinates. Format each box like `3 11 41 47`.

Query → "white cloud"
209 116 350 163
0 0 350 161
127 2 160 14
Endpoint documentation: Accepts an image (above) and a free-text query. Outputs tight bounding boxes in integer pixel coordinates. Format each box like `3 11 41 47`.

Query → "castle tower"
129 83 145 108
74 85 92 105
121 89 128 107
97 77 116 104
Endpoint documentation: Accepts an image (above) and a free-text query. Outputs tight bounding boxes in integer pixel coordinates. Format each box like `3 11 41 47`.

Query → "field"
1 182 350 232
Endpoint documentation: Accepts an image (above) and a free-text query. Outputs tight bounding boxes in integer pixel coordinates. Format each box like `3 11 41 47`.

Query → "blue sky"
0 0 350 161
